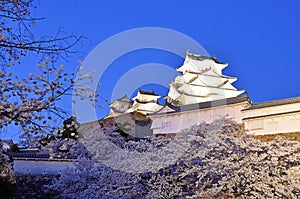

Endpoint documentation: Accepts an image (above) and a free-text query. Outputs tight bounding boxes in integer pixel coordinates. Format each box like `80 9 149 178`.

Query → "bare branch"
0 0 85 67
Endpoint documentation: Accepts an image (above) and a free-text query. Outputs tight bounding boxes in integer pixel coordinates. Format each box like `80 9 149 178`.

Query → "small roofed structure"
126 89 163 115
105 95 133 119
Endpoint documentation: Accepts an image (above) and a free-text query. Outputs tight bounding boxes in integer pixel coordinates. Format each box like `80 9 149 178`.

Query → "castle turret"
105 95 132 119
126 89 163 115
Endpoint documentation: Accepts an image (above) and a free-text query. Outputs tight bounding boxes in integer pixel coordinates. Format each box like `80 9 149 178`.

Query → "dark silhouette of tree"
57 116 80 140
0 142 17 199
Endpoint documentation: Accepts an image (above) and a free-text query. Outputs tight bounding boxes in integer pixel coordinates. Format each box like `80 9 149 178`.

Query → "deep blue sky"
6 0 300 128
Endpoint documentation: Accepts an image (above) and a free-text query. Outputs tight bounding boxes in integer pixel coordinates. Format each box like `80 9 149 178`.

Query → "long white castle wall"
151 102 249 135
13 159 75 175
242 103 300 135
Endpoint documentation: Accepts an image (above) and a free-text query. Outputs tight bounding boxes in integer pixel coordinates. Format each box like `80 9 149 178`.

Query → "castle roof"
126 101 163 115
242 96 300 111
150 94 251 115
110 107 126 113
135 98 158 104
186 50 226 65
138 89 160 96
109 95 132 107
132 89 161 103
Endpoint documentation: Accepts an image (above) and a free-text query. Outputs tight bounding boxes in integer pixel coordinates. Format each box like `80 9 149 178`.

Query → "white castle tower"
105 95 132 119
166 51 244 105
126 89 163 115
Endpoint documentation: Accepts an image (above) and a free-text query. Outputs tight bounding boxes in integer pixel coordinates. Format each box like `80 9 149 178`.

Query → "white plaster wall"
151 102 248 135
243 103 300 135
244 113 300 135
13 160 75 175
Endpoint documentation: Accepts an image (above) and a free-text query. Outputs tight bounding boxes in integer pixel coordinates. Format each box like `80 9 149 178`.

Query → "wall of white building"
151 102 249 135
13 159 75 175
242 103 300 135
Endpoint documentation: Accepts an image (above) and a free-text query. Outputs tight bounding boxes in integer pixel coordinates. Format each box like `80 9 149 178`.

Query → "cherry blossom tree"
146 119 300 198
0 1 100 197
46 146 148 199
0 64 99 137
0 0 100 138
48 119 300 198
0 141 17 198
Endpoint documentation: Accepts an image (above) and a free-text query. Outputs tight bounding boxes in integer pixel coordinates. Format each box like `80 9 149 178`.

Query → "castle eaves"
242 96 300 111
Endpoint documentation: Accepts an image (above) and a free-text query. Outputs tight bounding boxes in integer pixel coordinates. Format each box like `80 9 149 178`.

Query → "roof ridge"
186 51 227 65
138 89 160 96
243 96 300 110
